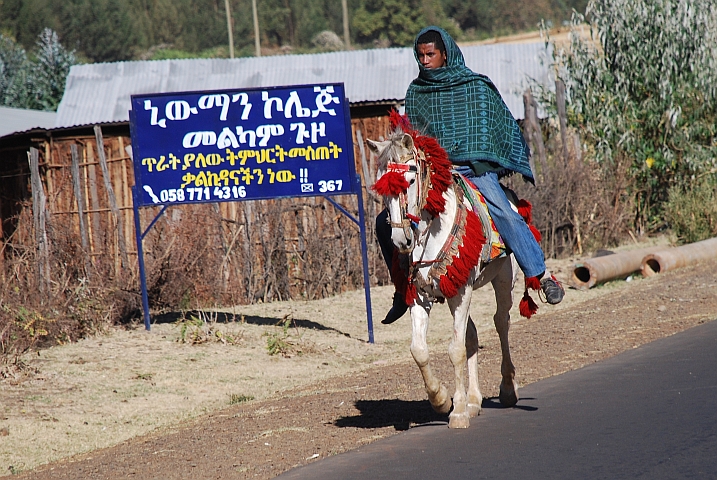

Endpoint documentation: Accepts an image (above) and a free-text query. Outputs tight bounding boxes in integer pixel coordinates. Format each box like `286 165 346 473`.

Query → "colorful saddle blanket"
454 173 507 263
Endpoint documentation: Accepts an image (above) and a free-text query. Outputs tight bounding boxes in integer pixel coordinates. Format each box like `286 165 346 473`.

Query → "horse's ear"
366 139 384 156
401 133 414 151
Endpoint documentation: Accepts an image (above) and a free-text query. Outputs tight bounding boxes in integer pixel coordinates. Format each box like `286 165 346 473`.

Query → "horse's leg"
446 287 472 428
410 303 452 415
492 258 519 407
465 315 482 417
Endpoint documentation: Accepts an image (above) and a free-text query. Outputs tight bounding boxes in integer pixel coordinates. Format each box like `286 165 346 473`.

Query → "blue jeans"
453 167 546 279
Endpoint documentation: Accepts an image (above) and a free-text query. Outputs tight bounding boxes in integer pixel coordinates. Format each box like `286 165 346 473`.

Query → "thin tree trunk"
342 0 351 48
224 0 234 58
252 0 261 57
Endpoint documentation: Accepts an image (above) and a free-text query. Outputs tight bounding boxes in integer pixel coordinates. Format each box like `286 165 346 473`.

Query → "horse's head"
368 130 423 254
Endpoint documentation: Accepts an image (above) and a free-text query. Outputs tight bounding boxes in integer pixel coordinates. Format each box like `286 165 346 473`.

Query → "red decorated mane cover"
376 112 542 318
386 111 453 217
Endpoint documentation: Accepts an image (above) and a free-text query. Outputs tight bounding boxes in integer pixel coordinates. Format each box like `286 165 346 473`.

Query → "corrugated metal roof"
55 42 552 128
0 106 57 137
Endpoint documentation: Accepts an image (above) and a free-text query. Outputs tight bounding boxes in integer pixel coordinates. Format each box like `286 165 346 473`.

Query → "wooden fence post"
355 128 379 203
85 144 102 256
555 79 569 161
28 147 51 297
523 88 548 179
70 144 93 279
94 125 129 270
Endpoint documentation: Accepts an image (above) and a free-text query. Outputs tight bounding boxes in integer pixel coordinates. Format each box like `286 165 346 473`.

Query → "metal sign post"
129 83 374 343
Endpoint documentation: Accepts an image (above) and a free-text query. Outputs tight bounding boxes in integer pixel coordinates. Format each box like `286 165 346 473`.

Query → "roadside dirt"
4 251 717 479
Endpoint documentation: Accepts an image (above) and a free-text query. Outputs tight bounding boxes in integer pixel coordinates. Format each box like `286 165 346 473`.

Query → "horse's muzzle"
394 228 415 254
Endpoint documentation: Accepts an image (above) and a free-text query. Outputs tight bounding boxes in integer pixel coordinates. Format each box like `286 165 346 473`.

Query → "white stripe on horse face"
386 193 414 253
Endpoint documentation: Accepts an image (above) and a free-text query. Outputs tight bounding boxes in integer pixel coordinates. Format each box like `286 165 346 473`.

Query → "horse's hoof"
430 385 452 414
432 397 452 415
467 403 482 417
499 385 519 407
448 412 470 429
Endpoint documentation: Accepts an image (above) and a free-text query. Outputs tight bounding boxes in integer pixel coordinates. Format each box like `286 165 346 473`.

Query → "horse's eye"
409 178 415 185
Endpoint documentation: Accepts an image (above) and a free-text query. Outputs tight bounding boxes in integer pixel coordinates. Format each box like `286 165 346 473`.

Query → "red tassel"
373 171 409 196
389 249 417 306
525 275 541 291
425 190 446 217
389 110 413 133
529 224 542 243
405 283 417 305
406 213 421 224
519 290 539 318
439 275 459 298
437 212 486 298
517 199 533 224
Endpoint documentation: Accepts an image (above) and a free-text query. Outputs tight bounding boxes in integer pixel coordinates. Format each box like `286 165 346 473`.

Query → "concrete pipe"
641 237 717 277
570 246 668 290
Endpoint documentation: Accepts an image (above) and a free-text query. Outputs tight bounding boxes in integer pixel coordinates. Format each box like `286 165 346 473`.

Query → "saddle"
453 172 508 264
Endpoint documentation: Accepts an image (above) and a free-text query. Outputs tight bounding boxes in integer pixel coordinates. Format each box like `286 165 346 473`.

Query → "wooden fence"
10 116 392 309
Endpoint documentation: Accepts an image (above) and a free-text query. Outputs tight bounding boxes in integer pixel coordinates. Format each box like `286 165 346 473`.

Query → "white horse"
368 128 520 429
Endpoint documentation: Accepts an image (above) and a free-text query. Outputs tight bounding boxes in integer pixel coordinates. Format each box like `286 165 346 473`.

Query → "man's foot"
382 292 408 324
540 275 564 305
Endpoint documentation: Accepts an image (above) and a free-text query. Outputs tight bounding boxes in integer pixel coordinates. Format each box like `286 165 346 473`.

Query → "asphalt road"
279 318 717 479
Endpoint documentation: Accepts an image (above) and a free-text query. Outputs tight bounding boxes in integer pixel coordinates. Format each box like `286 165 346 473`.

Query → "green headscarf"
405 26 534 183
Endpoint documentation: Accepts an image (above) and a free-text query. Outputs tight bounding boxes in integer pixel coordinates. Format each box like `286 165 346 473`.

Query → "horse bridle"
384 148 431 254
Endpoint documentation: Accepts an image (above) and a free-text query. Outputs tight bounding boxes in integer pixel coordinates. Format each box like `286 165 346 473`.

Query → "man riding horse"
377 26 564 325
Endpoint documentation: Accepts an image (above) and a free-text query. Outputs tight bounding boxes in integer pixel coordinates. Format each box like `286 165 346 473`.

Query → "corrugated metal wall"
56 43 552 129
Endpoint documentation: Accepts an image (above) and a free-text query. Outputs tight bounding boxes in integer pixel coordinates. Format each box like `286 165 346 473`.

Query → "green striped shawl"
405 26 534 183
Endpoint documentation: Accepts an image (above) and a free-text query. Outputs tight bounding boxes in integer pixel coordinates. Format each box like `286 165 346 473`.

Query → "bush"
665 174 717 244
311 31 344 51
507 141 633 258
540 0 717 232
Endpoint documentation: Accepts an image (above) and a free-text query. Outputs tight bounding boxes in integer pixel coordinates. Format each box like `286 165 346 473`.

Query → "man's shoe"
382 292 408 324
540 276 564 305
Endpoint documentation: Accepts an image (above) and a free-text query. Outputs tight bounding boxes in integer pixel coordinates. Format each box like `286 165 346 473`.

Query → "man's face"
417 43 446 69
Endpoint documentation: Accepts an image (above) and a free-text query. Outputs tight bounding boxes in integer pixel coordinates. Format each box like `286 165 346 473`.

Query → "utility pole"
252 0 261 57
341 0 351 49
224 0 234 58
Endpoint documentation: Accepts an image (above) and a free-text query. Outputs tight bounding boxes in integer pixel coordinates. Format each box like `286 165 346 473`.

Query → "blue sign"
129 84 356 207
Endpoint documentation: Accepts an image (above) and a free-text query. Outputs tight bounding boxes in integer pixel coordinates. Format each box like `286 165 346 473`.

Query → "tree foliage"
0 0 587 61
0 33 31 107
545 0 717 231
442 0 587 37
30 28 77 110
0 28 76 111
352 0 427 46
